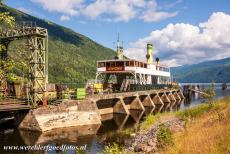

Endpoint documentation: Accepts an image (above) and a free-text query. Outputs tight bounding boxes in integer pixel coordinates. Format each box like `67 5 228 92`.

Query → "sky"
4 0 230 66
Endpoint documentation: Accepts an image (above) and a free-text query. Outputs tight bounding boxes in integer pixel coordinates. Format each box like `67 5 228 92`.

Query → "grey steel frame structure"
0 22 48 105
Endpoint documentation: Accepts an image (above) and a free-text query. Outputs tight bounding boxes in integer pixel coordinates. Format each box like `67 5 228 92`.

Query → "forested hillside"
171 58 230 83
0 5 116 83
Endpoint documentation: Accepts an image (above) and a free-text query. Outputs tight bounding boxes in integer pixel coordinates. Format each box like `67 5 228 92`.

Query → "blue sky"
5 0 230 66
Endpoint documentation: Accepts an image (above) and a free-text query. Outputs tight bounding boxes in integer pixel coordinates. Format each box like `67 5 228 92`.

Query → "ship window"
159 67 162 71
135 61 138 67
111 62 115 67
116 61 124 67
98 62 105 68
130 61 134 66
144 63 147 68
140 62 144 68
106 62 110 67
125 61 129 66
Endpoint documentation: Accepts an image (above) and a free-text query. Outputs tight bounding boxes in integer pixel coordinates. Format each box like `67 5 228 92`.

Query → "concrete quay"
19 99 101 132
90 89 184 115
16 89 184 132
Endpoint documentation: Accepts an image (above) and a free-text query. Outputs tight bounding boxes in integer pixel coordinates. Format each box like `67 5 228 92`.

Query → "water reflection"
154 104 164 113
19 125 101 145
171 99 184 111
0 125 102 154
144 107 155 115
130 110 145 123
180 84 230 109
99 110 144 133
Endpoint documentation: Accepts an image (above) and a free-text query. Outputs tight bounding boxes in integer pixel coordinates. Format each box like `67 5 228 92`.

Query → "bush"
103 143 125 154
157 124 173 148
140 114 158 130
0 92 5 100
202 81 216 104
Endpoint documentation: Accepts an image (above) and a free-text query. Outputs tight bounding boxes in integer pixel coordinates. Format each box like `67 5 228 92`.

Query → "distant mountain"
171 57 230 83
0 5 116 83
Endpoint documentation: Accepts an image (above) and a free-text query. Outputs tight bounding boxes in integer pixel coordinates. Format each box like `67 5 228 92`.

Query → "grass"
102 95 230 154
176 103 220 121
139 114 159 131
215 130 230 153
103 143 125 154
162 95 230 154
118 127 136 136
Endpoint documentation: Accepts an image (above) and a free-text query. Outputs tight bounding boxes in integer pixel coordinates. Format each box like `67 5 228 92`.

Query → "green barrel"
76 88 86 100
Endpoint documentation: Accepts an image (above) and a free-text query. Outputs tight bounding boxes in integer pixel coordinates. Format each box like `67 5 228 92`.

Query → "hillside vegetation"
0 5 116 83
163 95 230 154
171 58 230 83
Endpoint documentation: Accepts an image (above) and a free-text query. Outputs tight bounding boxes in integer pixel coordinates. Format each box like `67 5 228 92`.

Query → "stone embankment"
125 116 185 153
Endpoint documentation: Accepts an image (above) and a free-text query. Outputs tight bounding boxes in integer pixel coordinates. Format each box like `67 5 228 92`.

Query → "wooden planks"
0 101 30 112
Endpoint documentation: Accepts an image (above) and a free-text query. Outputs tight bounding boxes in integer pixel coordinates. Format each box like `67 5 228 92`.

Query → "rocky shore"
124 116 185 153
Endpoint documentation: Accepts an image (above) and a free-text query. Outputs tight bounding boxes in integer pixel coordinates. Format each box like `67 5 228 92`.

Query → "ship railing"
156 66 170 72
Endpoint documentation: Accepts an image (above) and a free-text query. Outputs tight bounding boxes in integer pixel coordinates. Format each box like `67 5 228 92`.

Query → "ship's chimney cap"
147 43 153 46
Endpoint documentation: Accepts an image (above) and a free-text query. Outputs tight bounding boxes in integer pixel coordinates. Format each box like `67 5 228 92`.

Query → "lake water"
0 84 230 154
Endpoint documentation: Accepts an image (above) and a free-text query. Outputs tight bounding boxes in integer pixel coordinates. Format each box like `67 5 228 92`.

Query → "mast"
116 32 124 60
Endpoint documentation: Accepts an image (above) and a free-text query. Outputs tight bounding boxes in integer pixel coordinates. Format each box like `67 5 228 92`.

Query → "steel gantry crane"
0 22 48 105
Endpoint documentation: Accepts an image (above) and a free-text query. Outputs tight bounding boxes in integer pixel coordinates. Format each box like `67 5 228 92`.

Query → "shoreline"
103 94 230 153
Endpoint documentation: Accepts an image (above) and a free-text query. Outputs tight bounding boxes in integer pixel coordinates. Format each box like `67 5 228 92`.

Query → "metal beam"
0 22 48 106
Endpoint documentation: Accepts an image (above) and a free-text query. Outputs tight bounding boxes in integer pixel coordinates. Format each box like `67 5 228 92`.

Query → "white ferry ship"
89 41 172 92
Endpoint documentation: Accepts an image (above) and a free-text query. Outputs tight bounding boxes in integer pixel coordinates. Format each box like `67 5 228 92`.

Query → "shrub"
140 114 158 130
0 92 5 100
157 124 173 148
202 81 216 104
103 143 125 154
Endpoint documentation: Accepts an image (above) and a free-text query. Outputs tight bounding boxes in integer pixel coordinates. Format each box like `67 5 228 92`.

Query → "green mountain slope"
171 58 230 83
0 5 116 83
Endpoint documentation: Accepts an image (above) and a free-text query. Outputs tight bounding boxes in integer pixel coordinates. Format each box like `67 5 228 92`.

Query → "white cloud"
83 0 177 22
31 0 83 16
83 0 108 19
140 0 178 22
77 20 87 24
140 11 178 22
60 15 70 21
124 12 230 66
82 0 143 22
31 0 178 22
159 0 183 10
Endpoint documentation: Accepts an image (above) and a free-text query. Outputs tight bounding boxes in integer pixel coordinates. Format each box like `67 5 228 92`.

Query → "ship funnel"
117 46 123 60
156 57 160 70
115 33 123 60
146 43 153 64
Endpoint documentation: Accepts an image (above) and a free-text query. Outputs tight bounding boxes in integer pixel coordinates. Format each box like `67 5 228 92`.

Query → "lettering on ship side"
106 66 124 71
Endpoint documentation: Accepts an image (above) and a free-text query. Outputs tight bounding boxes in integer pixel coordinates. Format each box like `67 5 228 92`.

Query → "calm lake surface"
0 83 230 154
